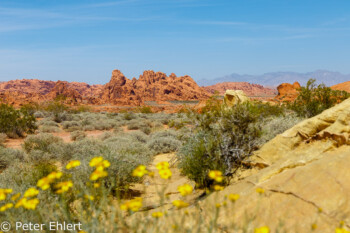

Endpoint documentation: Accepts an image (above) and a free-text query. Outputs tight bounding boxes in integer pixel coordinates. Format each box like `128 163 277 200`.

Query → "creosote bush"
288 79 350 117
0 103 37 138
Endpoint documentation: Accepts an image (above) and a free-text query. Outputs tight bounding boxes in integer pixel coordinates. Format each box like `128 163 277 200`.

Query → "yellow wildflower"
0 189 12 201
11 193 21 201
55 181 73 194
84 195 94 201
37 177 52 190
0 203 13 212
90 168 108 181
172 200 189 209
47 171 63 180
256 187 265 194
66 160 81 170
89 156 104 167
228 193 240 202
132 165 148 177
208 170 223 183
311 223 317 230
215 203 221 208
93 183 101 188
254 226 270 233
159 168 172 179
152 212 164 218
178 184 193 196
89 157 110 168
156 161 169 170
24 198 39 210
120 197 143 212
23 188 39 198
15 197 39 209
213 185 224 191
335 228 350 233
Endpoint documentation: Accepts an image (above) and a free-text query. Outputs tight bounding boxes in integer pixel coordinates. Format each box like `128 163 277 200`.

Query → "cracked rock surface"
200 98 350 232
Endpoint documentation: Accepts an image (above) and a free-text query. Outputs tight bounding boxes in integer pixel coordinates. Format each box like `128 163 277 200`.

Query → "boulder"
275 82 301 102
223 90 249 106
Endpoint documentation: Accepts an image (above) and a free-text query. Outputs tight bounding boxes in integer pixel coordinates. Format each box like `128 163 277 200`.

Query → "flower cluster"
66 160 81 170
55 181 73 194
0 188 12 201
120 197 143 212
156 162 172 179
177 184 193 196
37 171 63 190
132 165 148 177
89 157 110 181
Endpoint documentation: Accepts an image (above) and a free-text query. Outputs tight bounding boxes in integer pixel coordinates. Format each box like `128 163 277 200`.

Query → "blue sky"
0 0 350 84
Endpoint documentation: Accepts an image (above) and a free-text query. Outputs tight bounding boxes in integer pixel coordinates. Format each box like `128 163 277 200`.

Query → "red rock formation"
331 81 350 93
204 82 277 96
0 69 209 106
275 82 301 102
100 70 209 105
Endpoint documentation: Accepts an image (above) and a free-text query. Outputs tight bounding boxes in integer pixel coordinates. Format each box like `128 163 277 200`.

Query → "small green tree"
289 79 349 117
0 103 37 138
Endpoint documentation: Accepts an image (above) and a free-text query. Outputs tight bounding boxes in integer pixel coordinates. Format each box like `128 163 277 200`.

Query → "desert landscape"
1 1 350 233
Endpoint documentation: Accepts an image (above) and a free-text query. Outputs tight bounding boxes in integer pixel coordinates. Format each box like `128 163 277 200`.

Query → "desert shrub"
258 113 304 145
70 130 87 141
127 131 149 143
33 111 45 118
126 119 149 130
168 119 187 129
0 133 7 147
45 101 70 123
0 147 25 170
288 79 350 117
38 119 59 127
140 125 152 134
122 112 136 120
178 102 263 187
0 103 37 138
83 125 95 131
38 125 60 133
137 106 153 113
62 121 82 131
147 137 182 154
23 133 63 153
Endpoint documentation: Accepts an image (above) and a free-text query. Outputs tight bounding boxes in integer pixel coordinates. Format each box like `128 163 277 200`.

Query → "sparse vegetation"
288 79 350 117
0 103 37 138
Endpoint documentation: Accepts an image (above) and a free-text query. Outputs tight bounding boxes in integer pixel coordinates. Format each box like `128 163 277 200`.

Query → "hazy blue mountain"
199 70 350 87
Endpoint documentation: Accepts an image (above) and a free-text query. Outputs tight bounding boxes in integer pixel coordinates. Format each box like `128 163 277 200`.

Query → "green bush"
23 133 63 153
0 133 7 147
288 79 350 117
0 103 37 138
0 147 25 170
178 102 264 187
147 137 182 154
70 130 87 141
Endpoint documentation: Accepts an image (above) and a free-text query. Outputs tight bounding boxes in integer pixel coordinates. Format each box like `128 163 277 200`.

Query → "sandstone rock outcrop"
198 97 350 232
223 90 249 106
99 70 209 105
275 81 301 101
204 82 277 96
331 81 350 93
0 70 209 107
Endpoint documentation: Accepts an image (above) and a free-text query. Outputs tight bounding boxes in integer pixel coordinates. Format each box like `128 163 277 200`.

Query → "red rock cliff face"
275 82 301 101
100 70 209 105
204 82 277 96
0 69 209 106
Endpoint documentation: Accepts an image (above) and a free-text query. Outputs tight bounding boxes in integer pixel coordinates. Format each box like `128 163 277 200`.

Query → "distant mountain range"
198 70 350 87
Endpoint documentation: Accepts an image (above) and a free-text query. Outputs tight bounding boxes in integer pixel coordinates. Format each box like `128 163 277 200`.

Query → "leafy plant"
0 103 37 138
288 79 350 117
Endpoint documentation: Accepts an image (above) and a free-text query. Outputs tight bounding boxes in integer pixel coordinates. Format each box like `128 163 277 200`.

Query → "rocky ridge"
204 82 277 96
0 70 209 106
